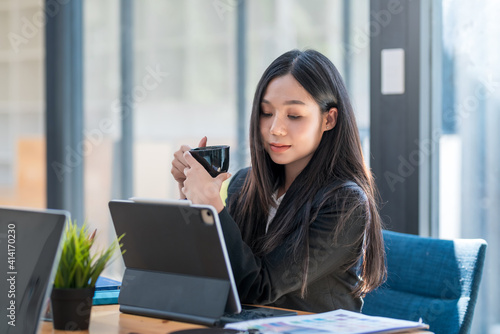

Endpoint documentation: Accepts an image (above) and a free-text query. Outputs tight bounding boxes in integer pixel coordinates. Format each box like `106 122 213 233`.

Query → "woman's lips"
269 143 291 153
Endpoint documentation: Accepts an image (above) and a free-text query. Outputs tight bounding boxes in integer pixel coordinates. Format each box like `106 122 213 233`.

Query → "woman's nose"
270 115 287 136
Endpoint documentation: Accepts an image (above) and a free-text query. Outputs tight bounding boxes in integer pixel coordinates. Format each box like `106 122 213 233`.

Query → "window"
0 0 46 209
132 0 237 200
439 0 500 331
84 0 121 277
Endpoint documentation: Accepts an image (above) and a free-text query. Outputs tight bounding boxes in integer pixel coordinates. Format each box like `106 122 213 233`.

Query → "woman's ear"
323 107 338 131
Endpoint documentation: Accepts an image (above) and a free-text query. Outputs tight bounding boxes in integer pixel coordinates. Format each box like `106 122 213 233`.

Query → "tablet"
108 199 241 325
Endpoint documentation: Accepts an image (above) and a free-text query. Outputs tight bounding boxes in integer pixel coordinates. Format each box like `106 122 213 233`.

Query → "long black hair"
228 49 386 297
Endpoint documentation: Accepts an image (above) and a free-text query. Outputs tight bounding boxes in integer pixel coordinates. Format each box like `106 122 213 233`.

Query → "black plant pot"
51 287 95 330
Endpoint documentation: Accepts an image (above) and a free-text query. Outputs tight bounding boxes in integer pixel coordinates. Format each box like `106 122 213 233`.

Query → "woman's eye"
261 112 273 117
288 115 301 120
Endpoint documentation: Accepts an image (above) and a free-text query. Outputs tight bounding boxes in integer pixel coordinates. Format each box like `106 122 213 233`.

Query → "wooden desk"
39 305 208 334
39 304 430 334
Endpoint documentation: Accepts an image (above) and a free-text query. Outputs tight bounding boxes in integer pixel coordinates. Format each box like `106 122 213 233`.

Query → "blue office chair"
362 230 487 334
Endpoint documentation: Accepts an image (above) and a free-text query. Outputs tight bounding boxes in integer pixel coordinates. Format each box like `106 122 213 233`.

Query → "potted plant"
50 220 124 331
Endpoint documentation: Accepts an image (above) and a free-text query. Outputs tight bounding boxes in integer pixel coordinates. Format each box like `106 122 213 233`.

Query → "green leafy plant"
53 220 125 289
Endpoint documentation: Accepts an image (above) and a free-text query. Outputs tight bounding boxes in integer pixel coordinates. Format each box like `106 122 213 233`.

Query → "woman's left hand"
182 151 231 213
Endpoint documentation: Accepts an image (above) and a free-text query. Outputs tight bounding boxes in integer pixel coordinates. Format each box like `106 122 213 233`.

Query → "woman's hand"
182 151 231 213
171 136 207 199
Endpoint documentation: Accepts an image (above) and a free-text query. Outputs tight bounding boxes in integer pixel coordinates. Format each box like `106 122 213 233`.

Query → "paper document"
224 309 429 334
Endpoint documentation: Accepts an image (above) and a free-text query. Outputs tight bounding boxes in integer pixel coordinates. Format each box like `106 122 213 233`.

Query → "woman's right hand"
171 136 207 198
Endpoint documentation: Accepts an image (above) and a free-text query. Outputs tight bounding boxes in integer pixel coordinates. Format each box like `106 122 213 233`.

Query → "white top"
266 191 285 233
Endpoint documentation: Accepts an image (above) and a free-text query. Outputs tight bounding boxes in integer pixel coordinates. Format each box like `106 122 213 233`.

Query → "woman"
171 49 386 313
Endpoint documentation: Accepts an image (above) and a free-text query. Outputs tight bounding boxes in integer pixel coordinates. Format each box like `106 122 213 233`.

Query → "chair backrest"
362 230 487 334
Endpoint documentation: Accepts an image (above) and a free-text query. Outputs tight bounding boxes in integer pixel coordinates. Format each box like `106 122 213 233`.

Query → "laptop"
108 199 296 327
0 206 68 334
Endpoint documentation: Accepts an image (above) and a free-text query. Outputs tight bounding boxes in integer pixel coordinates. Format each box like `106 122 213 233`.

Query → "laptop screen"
0 207 68 334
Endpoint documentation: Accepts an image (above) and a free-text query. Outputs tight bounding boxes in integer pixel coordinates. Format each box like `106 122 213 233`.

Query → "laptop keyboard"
222 308 277 321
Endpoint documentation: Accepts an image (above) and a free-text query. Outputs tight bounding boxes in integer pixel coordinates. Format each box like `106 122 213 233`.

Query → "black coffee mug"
189 145 230 177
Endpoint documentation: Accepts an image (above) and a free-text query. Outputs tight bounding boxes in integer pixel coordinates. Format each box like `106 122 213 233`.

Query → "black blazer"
218 167 365 313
